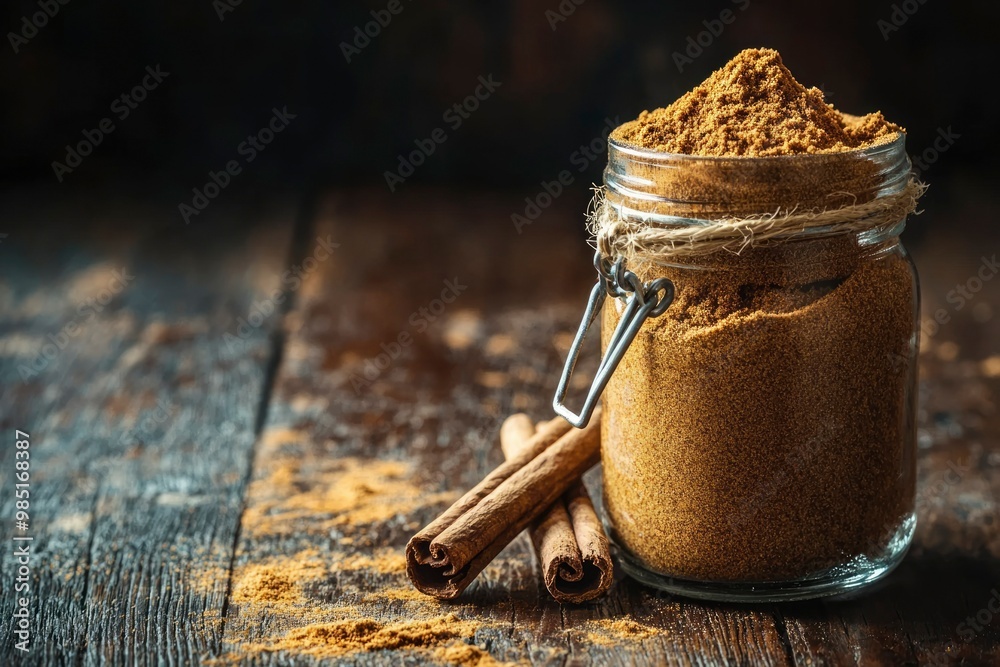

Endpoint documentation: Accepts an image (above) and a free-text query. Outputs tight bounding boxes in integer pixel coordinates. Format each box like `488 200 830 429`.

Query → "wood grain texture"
0 201 297 665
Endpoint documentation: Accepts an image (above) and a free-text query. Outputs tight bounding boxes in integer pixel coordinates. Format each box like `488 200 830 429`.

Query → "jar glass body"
598 137 919 602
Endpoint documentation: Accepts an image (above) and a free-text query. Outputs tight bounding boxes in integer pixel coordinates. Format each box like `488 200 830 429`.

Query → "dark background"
1 0 997 240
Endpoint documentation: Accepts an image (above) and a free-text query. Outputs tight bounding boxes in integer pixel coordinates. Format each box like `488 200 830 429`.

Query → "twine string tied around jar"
588 177 927 264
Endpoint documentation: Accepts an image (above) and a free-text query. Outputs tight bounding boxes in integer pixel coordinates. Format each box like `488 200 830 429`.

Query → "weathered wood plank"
0 215 149 666
0 200 297 665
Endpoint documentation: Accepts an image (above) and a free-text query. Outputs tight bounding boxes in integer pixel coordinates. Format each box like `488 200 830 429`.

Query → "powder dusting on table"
582 618 660 647
185 429 509 662
434 641 509 666
339 548 407 574
196 543 513 664
374 585 435 602
611 47 901 156
249 614 485 659
230 550 326 605
247 613 514 665
241 455 457 537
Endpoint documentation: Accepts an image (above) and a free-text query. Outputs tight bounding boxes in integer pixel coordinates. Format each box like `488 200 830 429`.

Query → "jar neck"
602 134 912 227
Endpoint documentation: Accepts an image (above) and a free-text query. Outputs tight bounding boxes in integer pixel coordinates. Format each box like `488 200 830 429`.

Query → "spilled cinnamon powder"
241 454 457 537
434 641 509 667
192 523 660 665
230 550 327 605
339 548 407 575
237 614 514 665
372 586 434 602
582 618 660 647
232 567 300 604
199 544 507 663
248 614 485 659
612 47 901 156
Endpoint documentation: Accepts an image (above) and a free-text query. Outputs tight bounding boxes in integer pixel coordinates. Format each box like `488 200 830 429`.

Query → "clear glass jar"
597 135 919 602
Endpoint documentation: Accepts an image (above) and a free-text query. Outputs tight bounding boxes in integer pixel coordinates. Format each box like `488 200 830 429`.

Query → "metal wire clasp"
552 250 674 428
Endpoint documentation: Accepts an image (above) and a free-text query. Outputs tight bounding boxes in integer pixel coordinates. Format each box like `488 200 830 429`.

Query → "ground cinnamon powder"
230 549 328 605
611 48 901 156
582 618 659 646
249 615 489 661
600 48 918 583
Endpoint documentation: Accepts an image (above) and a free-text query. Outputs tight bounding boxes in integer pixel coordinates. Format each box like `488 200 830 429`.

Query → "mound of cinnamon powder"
612 48 902 156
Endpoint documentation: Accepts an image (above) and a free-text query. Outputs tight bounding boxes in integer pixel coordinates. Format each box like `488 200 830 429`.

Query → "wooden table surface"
1 189 998 666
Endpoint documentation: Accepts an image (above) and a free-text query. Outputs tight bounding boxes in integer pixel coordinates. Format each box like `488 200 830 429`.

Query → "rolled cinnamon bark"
406 409 601 599
500 414 613 603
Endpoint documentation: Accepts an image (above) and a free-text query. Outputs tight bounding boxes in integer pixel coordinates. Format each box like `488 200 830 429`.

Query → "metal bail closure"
553 252 674 428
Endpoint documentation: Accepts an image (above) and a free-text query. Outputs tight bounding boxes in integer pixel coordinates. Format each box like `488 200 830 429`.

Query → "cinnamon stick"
406 409 601 599
500 414 613 603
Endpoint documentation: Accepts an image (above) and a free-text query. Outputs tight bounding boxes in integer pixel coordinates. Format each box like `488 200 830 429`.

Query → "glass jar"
557 135 919 602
